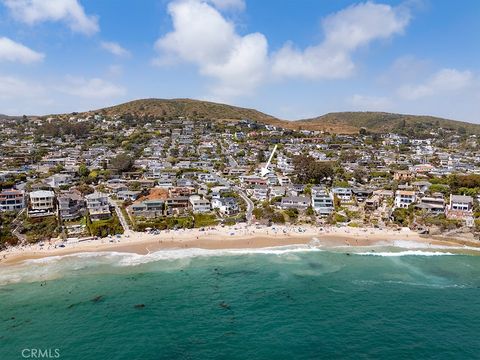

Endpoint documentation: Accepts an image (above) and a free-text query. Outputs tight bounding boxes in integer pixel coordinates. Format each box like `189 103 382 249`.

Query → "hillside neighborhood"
1 104 480 249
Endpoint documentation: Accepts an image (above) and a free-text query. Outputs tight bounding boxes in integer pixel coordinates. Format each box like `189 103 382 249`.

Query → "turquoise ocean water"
1 245 480 359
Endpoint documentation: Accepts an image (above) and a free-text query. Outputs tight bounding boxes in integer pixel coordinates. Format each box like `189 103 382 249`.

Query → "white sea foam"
114 245 322 266
391 240 480 253
0 245 323 285
356 250 455 257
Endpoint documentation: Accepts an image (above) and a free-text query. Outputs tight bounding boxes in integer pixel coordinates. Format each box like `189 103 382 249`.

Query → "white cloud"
349 94 393 110
207 0 245 11
272 1 410 79
0 37 44 63
107 64 123 77
0 75 45 99
101 41 130 57
3 0 99 35
155 0 412 99
398 68 474 100
0 75 53 115
154 0 268 99
59 76 126 99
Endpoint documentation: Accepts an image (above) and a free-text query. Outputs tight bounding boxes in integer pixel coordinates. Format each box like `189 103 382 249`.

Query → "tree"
292 155 334 184
78 164 89 178
110 153 134 173
352 167 367 184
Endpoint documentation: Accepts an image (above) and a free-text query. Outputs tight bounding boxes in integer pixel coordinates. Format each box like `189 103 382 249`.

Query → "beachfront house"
57 190 85 221
332 187 353 202
311 189 334 216
365 195 380 210
85 192 111 221
130 200 164 218
211 197 239 216
394 190 416 209
352 188 373 203
415 197 445 214
165 196 190 215
189 195 211 213
446 195 473 222
280 196 311 210
28 190 56 217
0 188 25 212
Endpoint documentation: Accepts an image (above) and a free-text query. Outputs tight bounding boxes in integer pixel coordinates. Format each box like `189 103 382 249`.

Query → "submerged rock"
91 295 103 303
219 301 231 310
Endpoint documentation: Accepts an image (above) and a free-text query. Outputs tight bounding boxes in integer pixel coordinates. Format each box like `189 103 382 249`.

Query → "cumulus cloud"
2 0 99 35
154 0 412 99
272 1 411 79
101 41 130 57
58 76 126 99
397 68 474 100
207 0 245 11
0 37 44 63
154 0 268 98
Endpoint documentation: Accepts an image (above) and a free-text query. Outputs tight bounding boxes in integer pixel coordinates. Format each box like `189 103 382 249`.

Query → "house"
45 173 73 188
287 184 306 197
280 196 310 210
365 195 380 210
270 186 286 198
212 197 239 216
0 189 25 212
252 185 269 201
130 200 164 218
446 195 473 222
117 190 141 201
165 196 190 215
332 187 352 202
415 197 445 214
394 190 416 208
393 170 413 182
311 189 334 215
412 181 432 194
29 190 56 217
169 186 195 197
189 195 211 213
57 190 85 221
242 176 268 186
85 192 111 221
352 188 373 202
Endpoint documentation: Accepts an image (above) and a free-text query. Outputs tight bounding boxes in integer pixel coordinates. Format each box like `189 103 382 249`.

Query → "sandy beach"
1 224 479 266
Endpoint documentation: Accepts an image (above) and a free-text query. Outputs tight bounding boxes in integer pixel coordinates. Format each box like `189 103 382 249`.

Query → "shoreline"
2 225 480 266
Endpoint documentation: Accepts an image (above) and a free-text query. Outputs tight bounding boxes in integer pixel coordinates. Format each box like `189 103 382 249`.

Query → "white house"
85 192 111 221
29 190 56 217
332 187 353 202
212 197 239 216
446 194 473 224
189 195 211 213
394 190 416 208
311 189 334 215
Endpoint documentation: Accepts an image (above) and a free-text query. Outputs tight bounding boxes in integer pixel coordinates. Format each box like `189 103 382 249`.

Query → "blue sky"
0 0 479 122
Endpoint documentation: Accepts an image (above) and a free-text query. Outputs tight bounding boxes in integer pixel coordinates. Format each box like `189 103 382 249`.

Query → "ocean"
1 245 480 359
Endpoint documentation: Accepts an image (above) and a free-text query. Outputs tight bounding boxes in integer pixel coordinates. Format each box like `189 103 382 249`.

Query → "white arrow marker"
260 144 278 177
